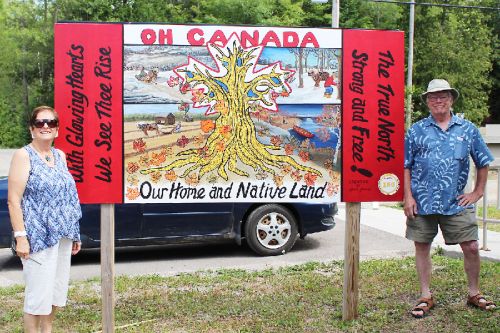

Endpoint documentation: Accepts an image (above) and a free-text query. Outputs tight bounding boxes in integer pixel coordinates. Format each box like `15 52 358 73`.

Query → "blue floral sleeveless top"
21 145 82 253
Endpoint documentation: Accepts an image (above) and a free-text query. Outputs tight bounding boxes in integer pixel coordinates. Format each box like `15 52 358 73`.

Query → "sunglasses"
32 119 58 128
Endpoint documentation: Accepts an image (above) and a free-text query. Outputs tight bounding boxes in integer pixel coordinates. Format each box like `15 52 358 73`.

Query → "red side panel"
54 23 123 203
342 30 405 202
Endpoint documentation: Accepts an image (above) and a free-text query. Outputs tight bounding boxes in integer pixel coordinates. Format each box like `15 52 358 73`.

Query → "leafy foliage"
340 0 403 29
0 0 51 147
411 0 496 125
0 0 497 147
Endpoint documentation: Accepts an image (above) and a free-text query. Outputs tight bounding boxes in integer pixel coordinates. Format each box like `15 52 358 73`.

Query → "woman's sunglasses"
32 119 58 128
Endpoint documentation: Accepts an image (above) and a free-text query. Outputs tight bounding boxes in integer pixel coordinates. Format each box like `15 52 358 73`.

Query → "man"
404 79 496 318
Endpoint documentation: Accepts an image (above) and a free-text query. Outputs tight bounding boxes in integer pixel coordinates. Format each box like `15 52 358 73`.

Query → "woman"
7 106 82 333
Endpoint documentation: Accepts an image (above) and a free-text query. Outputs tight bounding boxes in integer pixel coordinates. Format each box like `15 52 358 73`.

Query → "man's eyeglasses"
427 95 450 102
32 119 58 128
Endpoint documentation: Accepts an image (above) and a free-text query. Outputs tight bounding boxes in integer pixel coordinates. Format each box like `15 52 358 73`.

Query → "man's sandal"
411 296 435 318
467 294 497 311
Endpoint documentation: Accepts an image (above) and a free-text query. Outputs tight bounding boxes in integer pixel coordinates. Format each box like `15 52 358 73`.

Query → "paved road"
0 216 415 287
0 149 15 177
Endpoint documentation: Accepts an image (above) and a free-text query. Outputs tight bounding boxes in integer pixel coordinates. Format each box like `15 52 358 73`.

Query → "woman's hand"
16 237 30 259
72 241 81 255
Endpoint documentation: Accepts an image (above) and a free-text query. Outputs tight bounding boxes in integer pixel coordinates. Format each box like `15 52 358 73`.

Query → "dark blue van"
0 177 336 256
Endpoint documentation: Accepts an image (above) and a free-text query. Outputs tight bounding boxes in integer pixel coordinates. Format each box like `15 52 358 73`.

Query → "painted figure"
307 68 329 87
324 73 337 98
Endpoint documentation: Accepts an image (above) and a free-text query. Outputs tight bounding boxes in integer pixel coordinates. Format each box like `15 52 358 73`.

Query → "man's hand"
403 168 417 219
15 237 30 260
458 166 488 207
404 194 418 219
457 191 483 207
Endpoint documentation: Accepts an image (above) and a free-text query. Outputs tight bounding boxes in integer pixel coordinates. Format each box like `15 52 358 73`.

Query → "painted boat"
293 125 314 138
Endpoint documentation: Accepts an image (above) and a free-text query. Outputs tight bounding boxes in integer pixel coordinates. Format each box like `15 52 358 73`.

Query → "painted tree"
142 37 321 181
303 49 314 73
289 48 305 88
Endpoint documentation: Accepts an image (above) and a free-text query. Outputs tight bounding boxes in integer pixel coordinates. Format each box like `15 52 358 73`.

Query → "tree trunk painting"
142 38 321 182
298 48 304 88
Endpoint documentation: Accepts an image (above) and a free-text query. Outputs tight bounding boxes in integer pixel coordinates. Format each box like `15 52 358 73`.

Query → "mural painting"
123 35 341 203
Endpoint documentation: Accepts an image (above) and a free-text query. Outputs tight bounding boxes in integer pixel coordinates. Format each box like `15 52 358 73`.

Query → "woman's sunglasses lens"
33 119 58 128
33 121 45 128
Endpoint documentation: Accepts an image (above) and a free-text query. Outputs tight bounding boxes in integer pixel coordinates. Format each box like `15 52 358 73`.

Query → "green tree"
485 3 499 123
0 0 497 148
0 0 48 147
340 0 403 29
411 0 495 125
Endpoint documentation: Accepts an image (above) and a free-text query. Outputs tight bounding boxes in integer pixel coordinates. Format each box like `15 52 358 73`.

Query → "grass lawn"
477 206 500 233
0 256 498 332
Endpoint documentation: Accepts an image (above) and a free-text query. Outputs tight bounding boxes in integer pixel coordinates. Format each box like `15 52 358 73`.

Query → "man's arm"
403 168 418 218
457 166 489 206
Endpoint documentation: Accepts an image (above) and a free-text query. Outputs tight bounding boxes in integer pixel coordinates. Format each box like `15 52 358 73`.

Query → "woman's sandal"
411 296 435 318
467 294 497 311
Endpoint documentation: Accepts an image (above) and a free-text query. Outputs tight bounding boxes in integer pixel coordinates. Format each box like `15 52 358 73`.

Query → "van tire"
245 204 298 256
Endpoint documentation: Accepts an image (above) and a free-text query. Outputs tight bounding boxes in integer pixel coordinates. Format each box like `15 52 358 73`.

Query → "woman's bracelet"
13 230 27 238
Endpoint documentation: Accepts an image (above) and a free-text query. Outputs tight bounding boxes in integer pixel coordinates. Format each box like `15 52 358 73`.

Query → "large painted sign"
54 23 404 204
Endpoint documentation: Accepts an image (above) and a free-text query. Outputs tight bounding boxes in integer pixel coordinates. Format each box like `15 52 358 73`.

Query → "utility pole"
406 2 415 130
312 0 339 28
332 0 340 28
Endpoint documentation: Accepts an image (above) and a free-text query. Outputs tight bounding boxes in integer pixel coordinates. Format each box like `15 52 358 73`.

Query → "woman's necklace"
31 144 52 162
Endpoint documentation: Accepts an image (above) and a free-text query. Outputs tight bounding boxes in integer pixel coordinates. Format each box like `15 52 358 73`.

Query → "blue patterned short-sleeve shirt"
404 114 493 216
21 145 82 253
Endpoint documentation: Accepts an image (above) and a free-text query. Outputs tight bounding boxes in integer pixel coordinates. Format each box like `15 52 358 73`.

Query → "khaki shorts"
406 207 478 245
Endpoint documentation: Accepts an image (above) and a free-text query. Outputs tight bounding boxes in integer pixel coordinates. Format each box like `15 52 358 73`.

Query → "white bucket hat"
421 79 460 102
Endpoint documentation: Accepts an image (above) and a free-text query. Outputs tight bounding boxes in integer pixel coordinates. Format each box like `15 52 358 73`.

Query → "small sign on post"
341 29 405 320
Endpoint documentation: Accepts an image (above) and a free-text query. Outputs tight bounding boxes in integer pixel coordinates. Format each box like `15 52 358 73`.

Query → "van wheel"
245 205 298 256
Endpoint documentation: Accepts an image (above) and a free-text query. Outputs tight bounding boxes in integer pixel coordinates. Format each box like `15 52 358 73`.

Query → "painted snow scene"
123 35 341 203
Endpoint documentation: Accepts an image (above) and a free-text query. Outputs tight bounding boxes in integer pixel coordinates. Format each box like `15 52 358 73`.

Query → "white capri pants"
21 238 73 315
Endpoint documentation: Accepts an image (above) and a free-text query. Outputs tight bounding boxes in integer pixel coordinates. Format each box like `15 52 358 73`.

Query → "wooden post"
343 202 361 320
101 204 115 332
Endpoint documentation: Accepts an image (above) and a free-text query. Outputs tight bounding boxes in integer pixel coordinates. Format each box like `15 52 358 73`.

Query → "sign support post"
100 204 115 333
342 202 361 320
328 0 363 321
